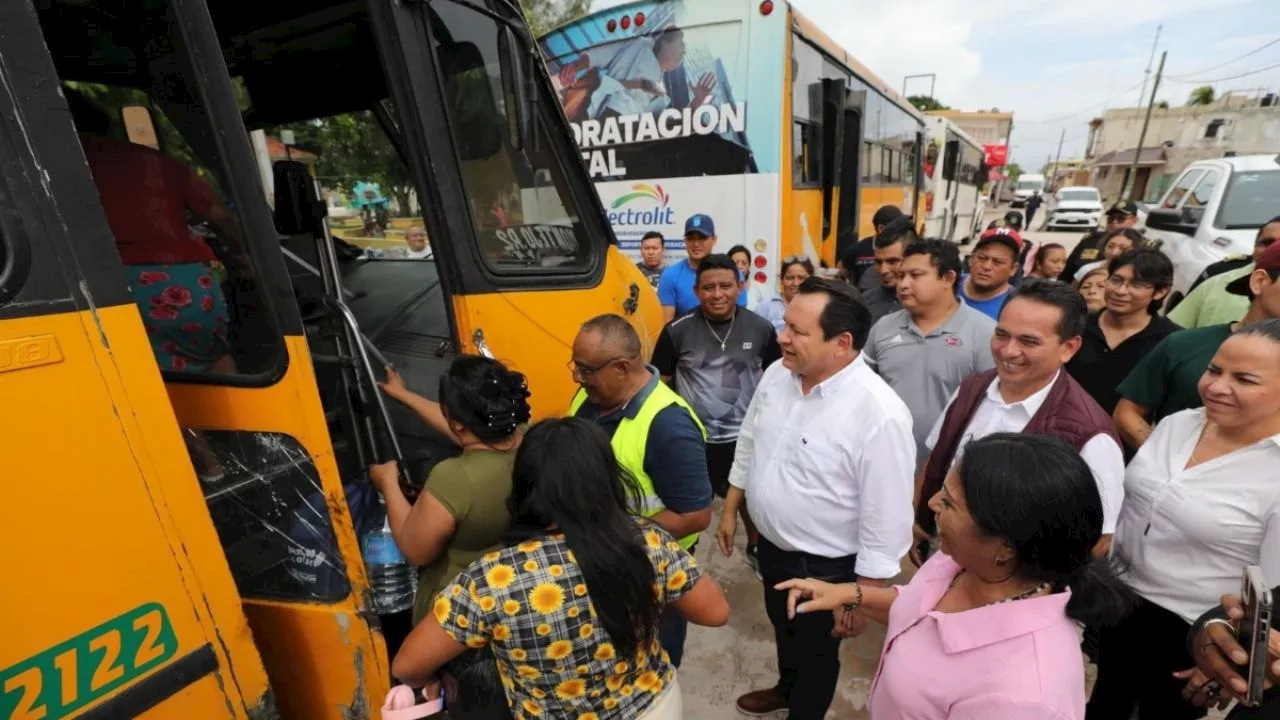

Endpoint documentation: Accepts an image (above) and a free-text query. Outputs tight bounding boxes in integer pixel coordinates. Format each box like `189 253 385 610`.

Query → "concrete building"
1044 157 1089 188
927 109 1014 147
1085 91 1280 201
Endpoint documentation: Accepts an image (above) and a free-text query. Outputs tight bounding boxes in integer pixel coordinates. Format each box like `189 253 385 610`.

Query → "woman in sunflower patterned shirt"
392 418 730 718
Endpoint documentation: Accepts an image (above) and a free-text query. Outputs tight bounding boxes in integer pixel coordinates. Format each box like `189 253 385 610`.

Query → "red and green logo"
611 183 670 209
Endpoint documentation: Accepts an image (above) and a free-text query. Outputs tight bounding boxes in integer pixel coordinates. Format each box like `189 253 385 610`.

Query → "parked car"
1141 155 1280 306
1045 187 1103 231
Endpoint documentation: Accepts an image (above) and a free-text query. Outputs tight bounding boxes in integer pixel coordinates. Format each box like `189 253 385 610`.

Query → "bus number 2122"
1 603 178 720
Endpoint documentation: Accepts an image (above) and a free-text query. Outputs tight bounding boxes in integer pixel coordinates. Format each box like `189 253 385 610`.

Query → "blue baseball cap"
684 214 717 238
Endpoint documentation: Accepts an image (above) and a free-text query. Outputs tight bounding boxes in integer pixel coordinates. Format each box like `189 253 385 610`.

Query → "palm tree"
1187 86 1215 107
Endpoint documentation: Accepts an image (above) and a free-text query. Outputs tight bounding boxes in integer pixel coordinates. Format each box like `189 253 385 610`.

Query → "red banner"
984 144 1009 167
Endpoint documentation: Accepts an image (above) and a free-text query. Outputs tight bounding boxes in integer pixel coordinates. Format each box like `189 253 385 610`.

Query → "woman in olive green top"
371 356 531 624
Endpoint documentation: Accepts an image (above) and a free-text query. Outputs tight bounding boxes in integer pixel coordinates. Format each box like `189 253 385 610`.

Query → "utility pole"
1051 128 1066 188
1138 25 1162 106
1124 50 1166 202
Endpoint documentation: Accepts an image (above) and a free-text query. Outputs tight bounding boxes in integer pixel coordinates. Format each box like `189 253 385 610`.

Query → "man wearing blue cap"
658 213 747 322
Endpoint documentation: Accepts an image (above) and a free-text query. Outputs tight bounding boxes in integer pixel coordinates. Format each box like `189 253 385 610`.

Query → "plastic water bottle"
361 500 417 615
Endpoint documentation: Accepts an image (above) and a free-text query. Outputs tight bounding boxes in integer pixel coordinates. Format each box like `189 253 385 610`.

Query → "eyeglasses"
1105 275 1155 291
567 356 633 380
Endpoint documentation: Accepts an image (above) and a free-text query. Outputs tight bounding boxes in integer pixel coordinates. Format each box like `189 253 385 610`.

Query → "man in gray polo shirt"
864 239 996 462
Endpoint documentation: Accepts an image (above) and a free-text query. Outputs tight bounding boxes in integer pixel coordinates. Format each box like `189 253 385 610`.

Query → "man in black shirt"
1024 190 1045 231
1063 200 1139 282
635 231 666 288
652 253 781 573
1066 248 1178 421
838 205 904 285
857 215 918 322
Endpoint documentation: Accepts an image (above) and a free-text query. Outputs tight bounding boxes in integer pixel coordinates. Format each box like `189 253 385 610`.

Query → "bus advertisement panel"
540 0 785 259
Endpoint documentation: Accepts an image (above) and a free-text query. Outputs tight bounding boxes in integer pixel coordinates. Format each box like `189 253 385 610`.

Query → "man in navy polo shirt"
658 213 747 322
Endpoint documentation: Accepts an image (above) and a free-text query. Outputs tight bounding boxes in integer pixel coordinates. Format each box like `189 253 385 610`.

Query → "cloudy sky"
590 0 1280 171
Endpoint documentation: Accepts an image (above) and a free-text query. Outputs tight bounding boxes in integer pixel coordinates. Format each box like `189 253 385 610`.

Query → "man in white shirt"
915 279 1126 564
715 277 915 720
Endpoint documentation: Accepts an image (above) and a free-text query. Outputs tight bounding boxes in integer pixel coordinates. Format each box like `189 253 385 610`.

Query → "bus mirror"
272 160 325 236
820 79 847 238
439 41 504 161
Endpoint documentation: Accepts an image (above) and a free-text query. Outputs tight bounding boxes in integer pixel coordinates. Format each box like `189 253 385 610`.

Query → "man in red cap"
960 227 1022 320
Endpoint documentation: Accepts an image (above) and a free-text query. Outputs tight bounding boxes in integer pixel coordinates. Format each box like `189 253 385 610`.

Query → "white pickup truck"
1141 155 1280 305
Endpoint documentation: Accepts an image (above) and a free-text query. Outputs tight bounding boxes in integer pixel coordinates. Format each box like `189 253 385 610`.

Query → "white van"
1011 173 1046 207
1141 155 1280 303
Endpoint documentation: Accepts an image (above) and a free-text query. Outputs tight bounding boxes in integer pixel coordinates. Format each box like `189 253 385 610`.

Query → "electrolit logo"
607 183 676 227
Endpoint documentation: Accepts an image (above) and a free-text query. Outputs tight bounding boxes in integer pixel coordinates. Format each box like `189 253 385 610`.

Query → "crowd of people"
370 203 1279 719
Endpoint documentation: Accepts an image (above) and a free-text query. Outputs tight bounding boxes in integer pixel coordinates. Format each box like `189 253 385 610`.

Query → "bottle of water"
361 499 417 615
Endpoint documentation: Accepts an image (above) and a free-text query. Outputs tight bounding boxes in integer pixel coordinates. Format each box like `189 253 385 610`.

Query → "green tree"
1005 162 1023 182
908 95 950 112
278 110 416 217
520 0 592 36
1187 86 1215 106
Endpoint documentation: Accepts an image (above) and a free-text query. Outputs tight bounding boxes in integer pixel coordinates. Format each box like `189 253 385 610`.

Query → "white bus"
922 115 986 242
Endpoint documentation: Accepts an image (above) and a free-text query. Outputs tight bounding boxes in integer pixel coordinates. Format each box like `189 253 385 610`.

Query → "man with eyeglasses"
1114 239 1280 451
1168 216 1280 329
959 227 1021 320
657 213 746 322
567 313 711 667
1066 248 1179 424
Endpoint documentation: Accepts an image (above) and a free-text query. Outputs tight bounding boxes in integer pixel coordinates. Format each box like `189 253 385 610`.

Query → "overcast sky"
590 0 1280 170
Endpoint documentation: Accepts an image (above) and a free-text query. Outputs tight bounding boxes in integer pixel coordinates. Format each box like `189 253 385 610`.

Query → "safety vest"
568 382 707 550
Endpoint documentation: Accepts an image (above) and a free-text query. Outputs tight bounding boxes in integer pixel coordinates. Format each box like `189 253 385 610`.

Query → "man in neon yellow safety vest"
568 313 711 668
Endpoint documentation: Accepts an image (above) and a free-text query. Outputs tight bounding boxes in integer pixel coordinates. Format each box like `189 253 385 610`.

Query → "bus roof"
788 3 925 126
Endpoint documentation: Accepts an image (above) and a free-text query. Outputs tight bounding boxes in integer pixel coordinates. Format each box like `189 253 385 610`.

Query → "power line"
1017 81 1145 124
1166 37 1280 81
1163 60 1280 85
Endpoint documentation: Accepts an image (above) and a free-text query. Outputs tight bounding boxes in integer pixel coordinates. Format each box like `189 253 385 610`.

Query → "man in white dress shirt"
715 277 916 720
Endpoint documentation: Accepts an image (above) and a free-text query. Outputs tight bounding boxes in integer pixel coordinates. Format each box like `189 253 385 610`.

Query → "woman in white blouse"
1086 319 1280 720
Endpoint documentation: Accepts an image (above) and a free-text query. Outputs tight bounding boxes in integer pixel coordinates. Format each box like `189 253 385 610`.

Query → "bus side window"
62 79 282 379
185 429 353 602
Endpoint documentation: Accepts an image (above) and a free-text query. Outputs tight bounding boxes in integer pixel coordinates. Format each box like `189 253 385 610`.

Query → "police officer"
1062 200 1139 282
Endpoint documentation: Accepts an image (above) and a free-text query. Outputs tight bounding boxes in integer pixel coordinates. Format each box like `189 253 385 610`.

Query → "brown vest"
917 369 1121 532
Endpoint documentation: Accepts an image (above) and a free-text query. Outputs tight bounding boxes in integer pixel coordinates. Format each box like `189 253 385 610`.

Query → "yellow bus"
537 0 926 279
0 0 658 717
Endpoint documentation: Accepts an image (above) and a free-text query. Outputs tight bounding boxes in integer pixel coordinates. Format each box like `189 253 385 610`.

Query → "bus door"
834 101 864 262
1 3 277 718
364 0 661 414
33 1 392 717
942 131 962 240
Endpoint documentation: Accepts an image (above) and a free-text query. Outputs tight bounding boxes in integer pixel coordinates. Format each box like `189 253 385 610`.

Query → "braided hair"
438 356 532 445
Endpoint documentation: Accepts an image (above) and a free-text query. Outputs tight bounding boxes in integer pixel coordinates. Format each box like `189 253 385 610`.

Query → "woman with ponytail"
390 418 729 719
373 356 532 624
778 433 1133 719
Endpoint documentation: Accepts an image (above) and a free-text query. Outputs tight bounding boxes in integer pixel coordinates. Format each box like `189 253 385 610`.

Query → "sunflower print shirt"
433 519 700 719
